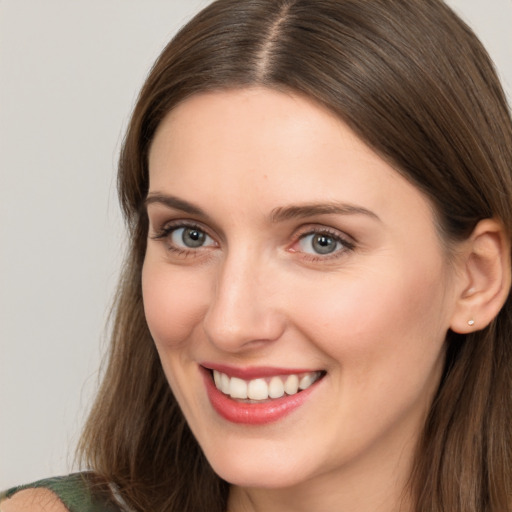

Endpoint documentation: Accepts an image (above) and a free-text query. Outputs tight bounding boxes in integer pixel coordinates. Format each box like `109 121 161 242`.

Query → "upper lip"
201 362 324 380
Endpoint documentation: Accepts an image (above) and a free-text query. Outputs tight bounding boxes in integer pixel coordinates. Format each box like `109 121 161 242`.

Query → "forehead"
148 87 434 228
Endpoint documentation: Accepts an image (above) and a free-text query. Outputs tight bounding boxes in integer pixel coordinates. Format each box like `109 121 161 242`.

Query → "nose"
202 249 286 353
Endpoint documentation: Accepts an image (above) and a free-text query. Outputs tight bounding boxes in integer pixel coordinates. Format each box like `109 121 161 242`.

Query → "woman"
2 0 511 510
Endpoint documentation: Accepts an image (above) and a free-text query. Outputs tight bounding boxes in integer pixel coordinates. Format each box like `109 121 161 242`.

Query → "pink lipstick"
200 364 325 425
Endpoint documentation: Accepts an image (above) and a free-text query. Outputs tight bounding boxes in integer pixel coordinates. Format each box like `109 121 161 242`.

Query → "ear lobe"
450 219 511 334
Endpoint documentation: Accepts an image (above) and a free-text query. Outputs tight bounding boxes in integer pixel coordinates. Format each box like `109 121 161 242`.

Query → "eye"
170 226 215 249
293 228 354 259
150 222 217 256
298 232 341 255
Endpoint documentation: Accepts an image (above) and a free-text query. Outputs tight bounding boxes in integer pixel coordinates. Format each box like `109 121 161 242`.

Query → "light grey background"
1 0 511 490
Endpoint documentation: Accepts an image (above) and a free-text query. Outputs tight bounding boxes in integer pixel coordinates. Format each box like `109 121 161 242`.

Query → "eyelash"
150 221 355 262
151 221 216 258
291 226 355 262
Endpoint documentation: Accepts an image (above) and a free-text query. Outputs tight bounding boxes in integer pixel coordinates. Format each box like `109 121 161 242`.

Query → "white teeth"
229 377 248 399
268 376 285 398
212 369 322 401
213 370 222 389
299 373 315 390
284 374 299 395
248 379 268 400
220 372 230 394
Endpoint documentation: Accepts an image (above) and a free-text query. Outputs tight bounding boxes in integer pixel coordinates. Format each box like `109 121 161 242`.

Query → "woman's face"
143 88 462 496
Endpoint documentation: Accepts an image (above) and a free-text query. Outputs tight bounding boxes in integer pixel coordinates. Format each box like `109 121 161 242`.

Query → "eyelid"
150 219 214 241
146 203 225 242
294 223 355 245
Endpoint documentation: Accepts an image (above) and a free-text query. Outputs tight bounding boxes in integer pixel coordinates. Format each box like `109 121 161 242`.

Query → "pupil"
183 228 205 248
313 234 336 254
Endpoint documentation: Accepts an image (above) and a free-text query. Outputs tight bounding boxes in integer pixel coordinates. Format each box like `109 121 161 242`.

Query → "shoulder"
0 473 120 512
1 488 68 512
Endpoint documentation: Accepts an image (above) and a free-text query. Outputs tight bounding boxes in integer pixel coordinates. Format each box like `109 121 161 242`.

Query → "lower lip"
201 368 321 425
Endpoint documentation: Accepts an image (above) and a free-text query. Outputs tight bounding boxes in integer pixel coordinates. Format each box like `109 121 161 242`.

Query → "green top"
0 473 123 512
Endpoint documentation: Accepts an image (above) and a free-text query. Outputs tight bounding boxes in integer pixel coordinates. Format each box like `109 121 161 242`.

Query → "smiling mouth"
210 369 326 402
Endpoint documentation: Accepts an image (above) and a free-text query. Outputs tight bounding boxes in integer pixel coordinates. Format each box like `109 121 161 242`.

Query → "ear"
450 219 511 334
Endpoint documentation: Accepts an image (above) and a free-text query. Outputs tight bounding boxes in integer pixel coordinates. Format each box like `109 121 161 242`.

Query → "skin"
0 489 67 512
143 88 467 512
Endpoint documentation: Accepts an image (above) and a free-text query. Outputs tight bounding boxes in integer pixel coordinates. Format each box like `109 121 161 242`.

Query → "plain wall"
1 0 511 490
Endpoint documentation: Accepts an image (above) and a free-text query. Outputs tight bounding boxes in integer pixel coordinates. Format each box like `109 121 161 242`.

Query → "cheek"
141 259 210 350
293 259 450 384
292 267 449 448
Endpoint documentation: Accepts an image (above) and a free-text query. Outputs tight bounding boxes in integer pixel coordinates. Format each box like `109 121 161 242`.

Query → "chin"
214 463 305 489
202 442 315 489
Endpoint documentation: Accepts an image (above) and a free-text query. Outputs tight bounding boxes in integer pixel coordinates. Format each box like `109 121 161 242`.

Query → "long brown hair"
78 1 512 510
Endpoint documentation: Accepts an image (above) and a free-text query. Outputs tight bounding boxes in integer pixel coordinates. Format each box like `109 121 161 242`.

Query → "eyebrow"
145 193 206 216
270 203 381 223
145 193 380 223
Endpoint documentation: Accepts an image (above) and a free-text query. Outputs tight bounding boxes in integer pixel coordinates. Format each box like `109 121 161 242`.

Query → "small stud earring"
468 319 475 326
